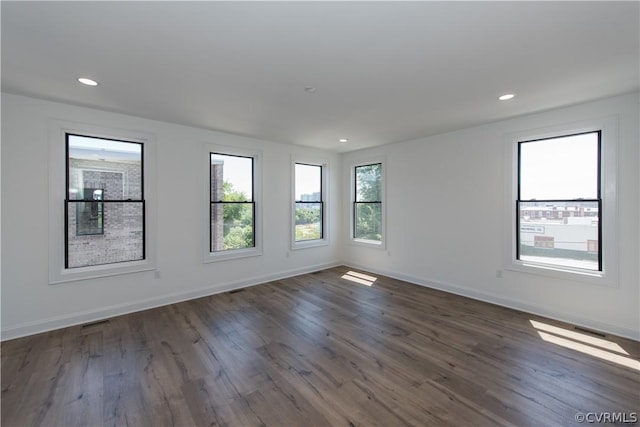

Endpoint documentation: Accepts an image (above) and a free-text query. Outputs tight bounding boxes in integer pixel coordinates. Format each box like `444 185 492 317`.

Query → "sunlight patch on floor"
341 271 377 286
530 320 639 371
529 320 629 355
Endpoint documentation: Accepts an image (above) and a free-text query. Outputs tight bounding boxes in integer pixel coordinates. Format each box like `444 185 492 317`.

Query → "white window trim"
350 157 386 249
203 143 263 263
48 120 157 284
291 156 329 250
503 116 619 287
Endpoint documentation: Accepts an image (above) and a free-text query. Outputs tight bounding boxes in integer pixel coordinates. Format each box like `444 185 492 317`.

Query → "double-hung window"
517 131 601 271
49 122 156 284
210 153 255 252
507 116 619 287
65 134 145 268
292 161 328 248
205 146 262 262
353 162 384 245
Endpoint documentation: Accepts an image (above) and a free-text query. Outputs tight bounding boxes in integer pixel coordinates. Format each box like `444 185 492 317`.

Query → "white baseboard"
1 261 341 341
5 260 637 342
343 261 640 341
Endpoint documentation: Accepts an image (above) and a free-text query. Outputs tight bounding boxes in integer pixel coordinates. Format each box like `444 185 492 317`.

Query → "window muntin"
354 163 382 242
517 131 601 272
210 153 255 252
65 134 144 268
294 163 323 242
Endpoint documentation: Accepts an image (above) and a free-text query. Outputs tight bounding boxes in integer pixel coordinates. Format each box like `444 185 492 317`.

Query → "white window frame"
504 117 619 287
203 143 263 263
350 158 386 249
48 120 157 284
291 156 329 250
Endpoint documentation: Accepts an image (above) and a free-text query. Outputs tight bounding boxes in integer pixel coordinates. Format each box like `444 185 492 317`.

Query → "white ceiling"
2 1 638 152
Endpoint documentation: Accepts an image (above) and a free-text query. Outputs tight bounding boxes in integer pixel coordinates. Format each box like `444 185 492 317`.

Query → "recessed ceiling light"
78 77 98 86
339 138 348 143
498 93 515 101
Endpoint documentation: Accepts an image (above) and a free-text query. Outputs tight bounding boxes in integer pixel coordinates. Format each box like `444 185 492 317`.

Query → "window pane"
211 154 253 201
356 164 382 202
355 203 382 241
211 203 254 251
76 196 103 236
295 203 322 241
295 164 321 201
67 201 144 268
520 132 598 200
519 201 599 271
68 135 142 201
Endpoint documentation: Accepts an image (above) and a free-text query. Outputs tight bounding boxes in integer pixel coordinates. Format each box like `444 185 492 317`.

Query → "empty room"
1 2 639 426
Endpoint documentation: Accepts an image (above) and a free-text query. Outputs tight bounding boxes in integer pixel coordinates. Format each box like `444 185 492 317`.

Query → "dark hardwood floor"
2 266 639 426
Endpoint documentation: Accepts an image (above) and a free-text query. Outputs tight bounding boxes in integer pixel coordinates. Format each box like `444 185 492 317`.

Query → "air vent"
574 326 606 338
82 319 110 328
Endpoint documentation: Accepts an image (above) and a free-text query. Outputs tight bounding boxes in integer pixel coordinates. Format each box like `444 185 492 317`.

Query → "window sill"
204 247 263 263
506 260 617 288
350 238 385 249
50 259 155 284
291 239 329 251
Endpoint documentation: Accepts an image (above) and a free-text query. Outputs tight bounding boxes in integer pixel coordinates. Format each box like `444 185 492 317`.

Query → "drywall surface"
3 91 638 341
1 93 342 339
342 92 639 339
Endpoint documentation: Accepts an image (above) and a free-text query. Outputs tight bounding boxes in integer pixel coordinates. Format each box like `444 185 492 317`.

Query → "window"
517 131 601 272
292 161 328 249
506 117 618 285
204 145 262 262
66 134 144 268
534 235 555 249
210 153 254 252
353 162 383 244
49 121 155 284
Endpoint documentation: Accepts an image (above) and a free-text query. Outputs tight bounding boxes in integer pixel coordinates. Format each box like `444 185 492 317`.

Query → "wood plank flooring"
2 266 639 426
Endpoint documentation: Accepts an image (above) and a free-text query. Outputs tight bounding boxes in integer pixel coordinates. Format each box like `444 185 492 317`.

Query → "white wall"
2 92 638 341
1 93 342 340
342 92 639 340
